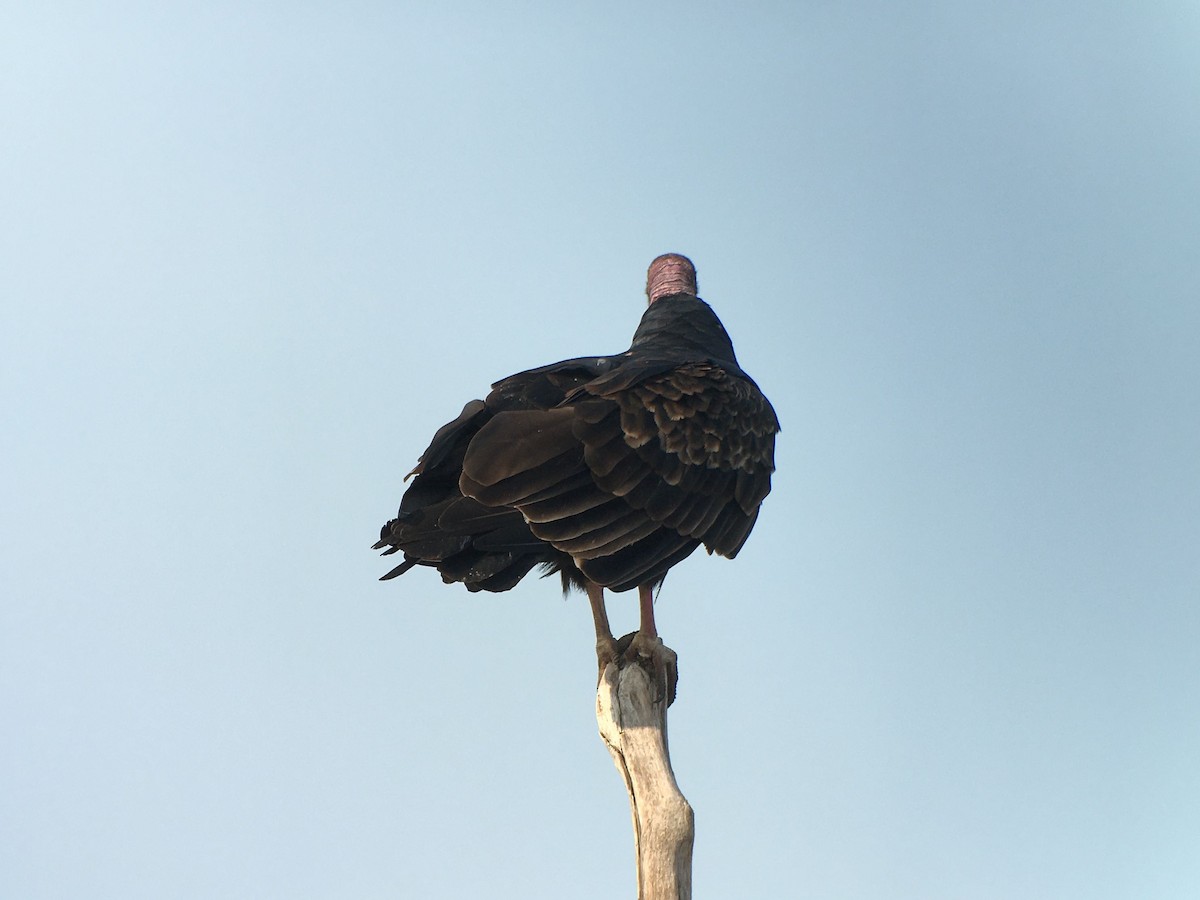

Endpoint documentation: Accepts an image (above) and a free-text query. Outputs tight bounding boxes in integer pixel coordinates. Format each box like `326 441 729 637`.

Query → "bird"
373 254 779 702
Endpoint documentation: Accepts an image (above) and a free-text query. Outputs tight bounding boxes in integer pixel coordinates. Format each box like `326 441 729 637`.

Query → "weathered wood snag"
596 640 693 900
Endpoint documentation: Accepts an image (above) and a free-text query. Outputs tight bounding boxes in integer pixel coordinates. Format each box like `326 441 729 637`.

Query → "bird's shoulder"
486 355 620 410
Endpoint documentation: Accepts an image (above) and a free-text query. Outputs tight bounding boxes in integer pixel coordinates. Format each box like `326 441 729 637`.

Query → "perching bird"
373 254 779 700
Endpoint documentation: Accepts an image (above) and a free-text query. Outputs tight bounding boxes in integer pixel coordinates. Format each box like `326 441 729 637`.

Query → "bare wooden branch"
595 644 693 900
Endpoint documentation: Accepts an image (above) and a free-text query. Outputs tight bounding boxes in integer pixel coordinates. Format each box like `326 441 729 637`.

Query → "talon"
616 630 678 706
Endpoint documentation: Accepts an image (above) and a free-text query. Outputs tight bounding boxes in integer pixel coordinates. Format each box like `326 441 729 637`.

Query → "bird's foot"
602 630 677 707
596 634 619 682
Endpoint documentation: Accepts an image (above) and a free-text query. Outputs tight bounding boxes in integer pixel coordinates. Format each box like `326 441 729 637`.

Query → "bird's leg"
638 582 658 641
620 583 678 706
587 581 619 679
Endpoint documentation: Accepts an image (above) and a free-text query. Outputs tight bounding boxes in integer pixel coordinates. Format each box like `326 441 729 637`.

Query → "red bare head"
645 253 698 305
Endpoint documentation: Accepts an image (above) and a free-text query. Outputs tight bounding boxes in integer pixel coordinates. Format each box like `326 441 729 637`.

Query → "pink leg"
638 583 658 640
587 581 614 643
631 582 675 705
587 581 618 674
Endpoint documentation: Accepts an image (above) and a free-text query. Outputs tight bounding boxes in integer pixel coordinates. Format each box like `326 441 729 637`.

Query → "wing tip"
379 558 419 581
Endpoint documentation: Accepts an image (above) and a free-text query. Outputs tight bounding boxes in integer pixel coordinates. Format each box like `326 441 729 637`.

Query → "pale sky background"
3 3 1199 898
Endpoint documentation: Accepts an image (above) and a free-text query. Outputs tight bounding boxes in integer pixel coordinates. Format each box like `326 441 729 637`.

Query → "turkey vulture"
374 254 779 699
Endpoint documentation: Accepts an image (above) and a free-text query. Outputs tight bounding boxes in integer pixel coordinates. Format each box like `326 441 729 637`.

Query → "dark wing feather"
458 409 585 511
373 360 609 590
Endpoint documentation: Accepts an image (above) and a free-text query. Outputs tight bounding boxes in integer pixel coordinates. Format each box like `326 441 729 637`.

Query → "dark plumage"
374 255 777 701
374 255 778 598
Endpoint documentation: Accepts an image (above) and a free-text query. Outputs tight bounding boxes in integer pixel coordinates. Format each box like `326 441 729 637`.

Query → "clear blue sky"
3 3 1198 898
